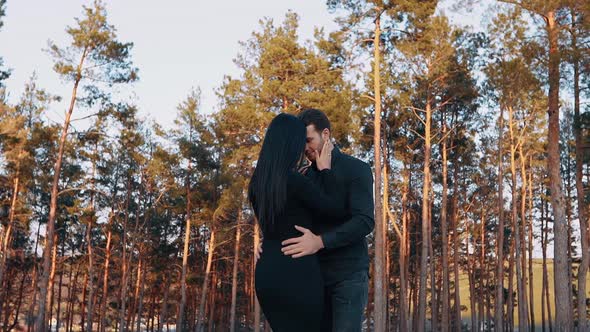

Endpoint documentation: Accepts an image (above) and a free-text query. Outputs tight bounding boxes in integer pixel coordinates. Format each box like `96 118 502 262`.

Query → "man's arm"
320 162 374 249
281 161 374 258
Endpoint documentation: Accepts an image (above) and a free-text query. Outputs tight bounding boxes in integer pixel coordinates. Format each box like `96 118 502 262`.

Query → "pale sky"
1 0 488 129
1 0 341 128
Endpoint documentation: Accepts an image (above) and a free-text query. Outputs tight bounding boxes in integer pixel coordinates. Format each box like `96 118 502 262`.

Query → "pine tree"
36 2 137 330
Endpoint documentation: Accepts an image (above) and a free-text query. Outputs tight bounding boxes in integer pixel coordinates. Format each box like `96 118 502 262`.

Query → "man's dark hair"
297 108 331 133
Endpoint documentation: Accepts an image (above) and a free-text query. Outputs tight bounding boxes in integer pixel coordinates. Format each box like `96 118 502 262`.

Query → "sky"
1 1 342 128
1 0 489 129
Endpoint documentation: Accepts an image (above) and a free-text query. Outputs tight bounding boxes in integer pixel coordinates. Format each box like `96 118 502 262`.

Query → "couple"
249 109 374 332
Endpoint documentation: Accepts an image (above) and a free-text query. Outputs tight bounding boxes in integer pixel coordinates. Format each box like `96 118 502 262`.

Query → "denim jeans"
321 270 369 332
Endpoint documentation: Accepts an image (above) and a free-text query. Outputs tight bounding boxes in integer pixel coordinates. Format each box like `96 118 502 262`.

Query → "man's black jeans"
321 270 369 332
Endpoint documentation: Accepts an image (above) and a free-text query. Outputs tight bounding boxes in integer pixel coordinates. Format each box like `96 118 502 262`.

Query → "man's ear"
322 128 331 141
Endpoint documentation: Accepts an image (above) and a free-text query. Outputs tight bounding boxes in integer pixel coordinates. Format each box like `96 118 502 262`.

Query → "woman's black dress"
254 170 346 332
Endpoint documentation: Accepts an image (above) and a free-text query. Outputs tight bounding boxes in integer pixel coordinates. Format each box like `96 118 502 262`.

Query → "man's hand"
255 243 263 262
281 225 325 258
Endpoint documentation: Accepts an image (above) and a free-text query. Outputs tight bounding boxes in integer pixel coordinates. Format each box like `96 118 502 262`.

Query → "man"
260 108 374 332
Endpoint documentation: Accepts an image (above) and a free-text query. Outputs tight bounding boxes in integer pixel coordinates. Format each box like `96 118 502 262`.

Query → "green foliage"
46 0 138 87
213 12 357 225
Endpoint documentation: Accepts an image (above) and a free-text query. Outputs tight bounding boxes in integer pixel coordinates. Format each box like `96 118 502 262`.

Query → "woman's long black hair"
248 113 307 233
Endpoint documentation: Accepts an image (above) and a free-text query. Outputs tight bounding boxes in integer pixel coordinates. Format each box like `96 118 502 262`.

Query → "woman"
249 113 346 332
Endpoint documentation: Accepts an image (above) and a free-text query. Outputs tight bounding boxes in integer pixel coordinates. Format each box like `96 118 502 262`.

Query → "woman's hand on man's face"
316 140 334 171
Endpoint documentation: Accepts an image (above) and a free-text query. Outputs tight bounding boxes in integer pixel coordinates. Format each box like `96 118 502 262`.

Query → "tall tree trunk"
496 106 505 332
452 165 462 332
47 233 58 332
67 261 80 332
480 210 486 331
135 258 146 332
545 10 572 331
0 156 21 291
507 240 515 331
177 159 193 331
36 48 86 330
566 141 575 323
27 223 41 332
418 98 432 332
441 114 450 332
119 179 132 332
230 201 243 332
571 11 589 330
0 161 21 325
158 276 170 332
526 161 535 330
8 269 26 331
86 141 97 332
427 191 437 332
56 249 64 332
486 257 493 329
253 222 261 332
195 230 215 332
372 11 386 332
541 192 553 331
399 165 410 332
81 244 88 331
508 105 529 331
429 210 438 332
129 258 139 330
467 235 476 331
99 211 114 332
127 185 145 332
382 133 390 332
208 270 217 332
541 198 549 332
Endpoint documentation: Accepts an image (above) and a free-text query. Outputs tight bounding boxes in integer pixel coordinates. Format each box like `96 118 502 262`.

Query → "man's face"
305 125 328 162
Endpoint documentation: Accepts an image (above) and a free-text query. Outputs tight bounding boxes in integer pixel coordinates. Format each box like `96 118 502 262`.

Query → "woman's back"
254 170 345 332
259 171 316 241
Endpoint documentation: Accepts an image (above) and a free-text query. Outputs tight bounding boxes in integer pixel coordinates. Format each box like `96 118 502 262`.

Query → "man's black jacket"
308 146 375 284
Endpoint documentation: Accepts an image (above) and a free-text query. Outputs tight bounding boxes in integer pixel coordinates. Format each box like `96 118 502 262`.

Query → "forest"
0 0 589 331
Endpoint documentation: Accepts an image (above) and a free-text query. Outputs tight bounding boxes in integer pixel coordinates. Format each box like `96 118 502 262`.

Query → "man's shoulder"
335 151 371 178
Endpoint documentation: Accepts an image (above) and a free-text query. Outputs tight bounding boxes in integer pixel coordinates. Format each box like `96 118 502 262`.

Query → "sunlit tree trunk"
545 10 572 330
195 230 215 332
46 233 58 332
0 155 21 290
400 164 410 332
571 11 589 330
118 179 132 332
253 222 261 332
452 165 461 332
27 223 41 332
495 106 505 331
230 205 243 332
177 158 193 331
441 113 450 332
508 105 529 331
99 210 114 332
523 155 534 329
36 52 86 332
372 12 387 332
